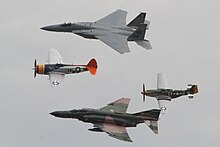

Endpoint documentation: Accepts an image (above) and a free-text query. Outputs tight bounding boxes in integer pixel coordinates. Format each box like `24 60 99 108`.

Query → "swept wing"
93 121 132 142
95 9 127 27
94 9 130 54
96 34 130 54
100 98 130 113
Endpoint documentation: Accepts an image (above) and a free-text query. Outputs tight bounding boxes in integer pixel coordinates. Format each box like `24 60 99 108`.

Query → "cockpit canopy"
70 108 94 113
60 22 71 27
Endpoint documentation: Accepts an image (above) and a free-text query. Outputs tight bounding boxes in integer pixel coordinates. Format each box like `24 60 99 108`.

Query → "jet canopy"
60 22 71 27
70 108 95 113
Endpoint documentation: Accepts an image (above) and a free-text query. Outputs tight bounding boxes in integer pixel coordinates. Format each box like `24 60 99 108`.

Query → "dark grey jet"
41 9 152 54
50 98 160 142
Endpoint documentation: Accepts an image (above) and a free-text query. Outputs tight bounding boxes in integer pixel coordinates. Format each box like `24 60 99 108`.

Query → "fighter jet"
41 9 152 54
33 48 97 87
50 98 160 142
141 73 198 113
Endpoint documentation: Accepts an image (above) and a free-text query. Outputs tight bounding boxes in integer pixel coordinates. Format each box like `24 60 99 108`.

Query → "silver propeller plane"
41 9 152 54
141 73 198 113
50 98 161 142
33 49 98 87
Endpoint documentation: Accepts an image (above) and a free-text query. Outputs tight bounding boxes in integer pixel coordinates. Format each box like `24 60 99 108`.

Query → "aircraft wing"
48 48 63 64
93 122 132 142
95 9 127 27
96 34 130 54
157 73 169 89
156 96 170 114
49 72 65 87
100 98 130 113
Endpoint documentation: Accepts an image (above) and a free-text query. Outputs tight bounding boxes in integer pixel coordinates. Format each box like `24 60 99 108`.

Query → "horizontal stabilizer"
188 95 194 99
187 84 198 94
145 120 158 134
135 40 152 50
87 59 98 75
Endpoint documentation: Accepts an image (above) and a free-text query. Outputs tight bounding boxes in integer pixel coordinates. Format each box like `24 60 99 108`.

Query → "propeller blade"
34 59 37 78
143 84 146 102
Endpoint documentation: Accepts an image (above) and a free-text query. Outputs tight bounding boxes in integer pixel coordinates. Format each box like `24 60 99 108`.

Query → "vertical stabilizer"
127 12 146 27
128 24 147 41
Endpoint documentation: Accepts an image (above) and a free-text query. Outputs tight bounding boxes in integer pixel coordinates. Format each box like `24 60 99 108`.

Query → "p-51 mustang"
141 73 198 113
33 49 97 87
50 98 161 142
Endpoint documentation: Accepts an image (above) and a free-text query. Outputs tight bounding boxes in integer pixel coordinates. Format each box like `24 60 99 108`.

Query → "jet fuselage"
41 22 136 40
50 108 157 128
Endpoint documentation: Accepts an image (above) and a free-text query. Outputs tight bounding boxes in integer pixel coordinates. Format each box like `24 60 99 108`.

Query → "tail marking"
87 59 98 75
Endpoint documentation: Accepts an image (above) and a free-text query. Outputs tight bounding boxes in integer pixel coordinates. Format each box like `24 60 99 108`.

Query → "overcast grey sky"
1 0 220 146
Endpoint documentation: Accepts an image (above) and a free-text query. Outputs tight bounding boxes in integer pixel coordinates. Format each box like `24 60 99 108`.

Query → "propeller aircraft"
33 49 97 87
141 73 198 113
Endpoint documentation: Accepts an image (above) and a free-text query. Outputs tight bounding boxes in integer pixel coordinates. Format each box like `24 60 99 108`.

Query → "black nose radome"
50 111 59 117
41 25 59 32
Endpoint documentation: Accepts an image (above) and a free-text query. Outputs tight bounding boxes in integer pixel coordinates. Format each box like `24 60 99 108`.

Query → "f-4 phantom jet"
33 49 97 87
141 73 198 113
41 9 151 54
50 98 160 142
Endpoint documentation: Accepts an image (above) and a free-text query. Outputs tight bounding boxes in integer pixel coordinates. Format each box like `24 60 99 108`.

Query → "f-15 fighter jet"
41 9 152 54
141 73 198 113
33 49 97 87
50 98 160 142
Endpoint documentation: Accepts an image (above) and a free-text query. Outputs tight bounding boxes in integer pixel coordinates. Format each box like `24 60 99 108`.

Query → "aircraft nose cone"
41 25 59 32
50 111 59 117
